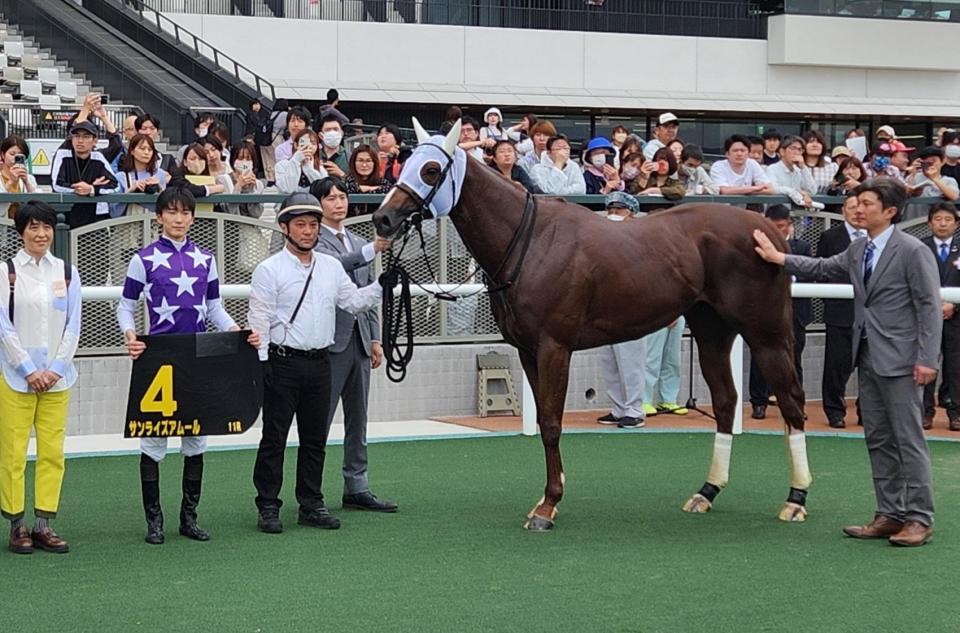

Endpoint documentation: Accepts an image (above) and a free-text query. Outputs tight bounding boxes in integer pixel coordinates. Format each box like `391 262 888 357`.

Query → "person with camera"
225 142 265 218
274 106 313 165
581 137 623 195
275 130 329 195
113 134 168 218
0 135 38 219
632 147 685 209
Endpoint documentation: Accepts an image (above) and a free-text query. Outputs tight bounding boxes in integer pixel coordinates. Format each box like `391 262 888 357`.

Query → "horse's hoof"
682 493 713 514
778 501 808 522
524 514 555 531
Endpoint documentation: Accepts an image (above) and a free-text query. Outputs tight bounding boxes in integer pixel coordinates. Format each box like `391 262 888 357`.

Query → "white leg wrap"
787 432 812 490
706 433 733 489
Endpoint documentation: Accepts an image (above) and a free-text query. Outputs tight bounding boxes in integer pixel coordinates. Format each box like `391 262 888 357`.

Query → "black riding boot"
140 454 164 545
179 454 210 541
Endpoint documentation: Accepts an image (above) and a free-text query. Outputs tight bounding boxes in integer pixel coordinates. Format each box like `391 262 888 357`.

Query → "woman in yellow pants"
0 201 81 554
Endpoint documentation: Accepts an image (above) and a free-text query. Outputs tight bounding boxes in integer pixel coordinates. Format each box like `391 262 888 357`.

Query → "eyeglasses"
552 145 571 152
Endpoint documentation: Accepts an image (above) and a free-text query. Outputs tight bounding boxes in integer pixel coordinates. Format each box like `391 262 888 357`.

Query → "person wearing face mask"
168 144 228 213
225 142 265 218
864 142 905 182
677 144 719 195
619 152 646 193
176 112 217 165
530 135 586 196
275 129 329 195
939 131 960 181
596 192 648 429
582 137 623 195
0 135 38 220
610 126 630 168
317 115 349 178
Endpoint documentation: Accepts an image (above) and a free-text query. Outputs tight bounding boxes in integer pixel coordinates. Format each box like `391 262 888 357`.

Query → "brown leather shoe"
922 415 934 430
842 515 904 539
949 417 960 432
8 526 33 554
31 526 69 553
889 520 933 547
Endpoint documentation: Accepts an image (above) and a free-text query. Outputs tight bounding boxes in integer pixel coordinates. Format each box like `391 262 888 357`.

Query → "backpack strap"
64 259 72 287
6 258 14 325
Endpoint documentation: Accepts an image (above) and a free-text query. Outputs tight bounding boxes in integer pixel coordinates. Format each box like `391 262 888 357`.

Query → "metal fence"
140 0 771 37
0 192 951 354
0 104 143 140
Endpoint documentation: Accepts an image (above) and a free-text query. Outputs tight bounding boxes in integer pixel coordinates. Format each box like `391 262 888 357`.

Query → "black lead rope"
381 226 416 383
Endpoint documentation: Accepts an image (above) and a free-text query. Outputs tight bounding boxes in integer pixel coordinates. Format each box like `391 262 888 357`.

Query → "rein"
379 150 538 383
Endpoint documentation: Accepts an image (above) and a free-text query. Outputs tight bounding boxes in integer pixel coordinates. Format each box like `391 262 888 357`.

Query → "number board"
125 331 263 438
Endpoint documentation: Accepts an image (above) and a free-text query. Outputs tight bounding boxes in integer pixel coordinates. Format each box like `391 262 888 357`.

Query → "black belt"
268 343 328 359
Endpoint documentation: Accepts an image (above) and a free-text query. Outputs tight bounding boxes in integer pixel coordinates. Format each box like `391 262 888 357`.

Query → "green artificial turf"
1 433 959 633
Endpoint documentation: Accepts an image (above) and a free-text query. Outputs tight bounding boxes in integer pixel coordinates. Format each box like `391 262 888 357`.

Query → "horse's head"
373 118 466 239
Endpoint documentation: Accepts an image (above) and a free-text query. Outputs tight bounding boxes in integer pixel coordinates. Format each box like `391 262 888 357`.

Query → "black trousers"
924 325 959 419
821 324 861 423
253 352 332 514
749 325 806 407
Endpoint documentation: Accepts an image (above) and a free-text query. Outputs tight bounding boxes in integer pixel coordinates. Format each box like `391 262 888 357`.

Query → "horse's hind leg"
681 304 738 514
519 340 570 531
750 343 812 522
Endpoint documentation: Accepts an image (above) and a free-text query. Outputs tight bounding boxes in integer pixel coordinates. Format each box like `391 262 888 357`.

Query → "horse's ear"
443 119 462 157
412 117 429 145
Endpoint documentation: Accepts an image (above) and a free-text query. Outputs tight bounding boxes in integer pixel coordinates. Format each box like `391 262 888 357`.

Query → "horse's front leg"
519 341 571 531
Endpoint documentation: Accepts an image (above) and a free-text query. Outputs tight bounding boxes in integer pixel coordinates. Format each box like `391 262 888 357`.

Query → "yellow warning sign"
44 112 53 121
33 149 49 167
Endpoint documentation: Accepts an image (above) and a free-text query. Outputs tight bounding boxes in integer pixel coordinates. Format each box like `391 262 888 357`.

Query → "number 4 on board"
140 364 178 418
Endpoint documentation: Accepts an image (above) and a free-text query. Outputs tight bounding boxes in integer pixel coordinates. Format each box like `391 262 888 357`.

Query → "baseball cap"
70 120 99 136
889 140 914 153
875 125 896 138
658 112 679 126
276 192 323 224
831 146 852 158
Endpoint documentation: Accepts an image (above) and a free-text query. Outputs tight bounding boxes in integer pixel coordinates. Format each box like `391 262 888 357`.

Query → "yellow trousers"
0 376 70 520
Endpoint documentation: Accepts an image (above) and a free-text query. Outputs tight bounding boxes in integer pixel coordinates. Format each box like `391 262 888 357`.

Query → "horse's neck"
450 160 528 276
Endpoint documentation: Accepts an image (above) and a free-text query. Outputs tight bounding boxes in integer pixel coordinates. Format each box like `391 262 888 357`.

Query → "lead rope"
380 228 416 383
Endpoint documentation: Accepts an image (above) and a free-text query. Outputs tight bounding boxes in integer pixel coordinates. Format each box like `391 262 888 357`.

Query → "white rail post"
731 336 744 435
522 372 537 436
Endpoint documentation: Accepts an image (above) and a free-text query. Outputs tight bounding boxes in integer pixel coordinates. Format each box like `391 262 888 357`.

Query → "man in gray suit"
311 178 398 513
754 178 941 547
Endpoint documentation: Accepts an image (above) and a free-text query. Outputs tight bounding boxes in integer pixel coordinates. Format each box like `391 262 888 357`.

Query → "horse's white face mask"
392 117 467 218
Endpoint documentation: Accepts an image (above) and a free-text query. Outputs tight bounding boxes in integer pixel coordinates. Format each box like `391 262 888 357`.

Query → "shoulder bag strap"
6 258 15 325
286 261 315 328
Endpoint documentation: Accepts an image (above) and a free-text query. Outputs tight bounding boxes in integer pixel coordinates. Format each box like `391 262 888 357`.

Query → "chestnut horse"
373 121 812 531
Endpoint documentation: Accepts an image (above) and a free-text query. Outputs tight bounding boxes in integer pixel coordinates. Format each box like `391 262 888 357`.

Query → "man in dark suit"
817 195 867 428
754 178 941 547
311 177 398 513
920 202 960 431
750 205 813 419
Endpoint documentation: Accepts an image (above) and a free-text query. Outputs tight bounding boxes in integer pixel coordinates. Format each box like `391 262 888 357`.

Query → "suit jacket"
315 227 379 355
921 235 960 330
788 237 812 329
817 223 858 327
784 226 941 377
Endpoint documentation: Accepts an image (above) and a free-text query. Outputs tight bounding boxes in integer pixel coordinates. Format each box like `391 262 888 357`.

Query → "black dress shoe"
617 416 645 429
257 512 283 534
298 506 341 529
342 491 399 513
751 405 767 420
828 418 846 429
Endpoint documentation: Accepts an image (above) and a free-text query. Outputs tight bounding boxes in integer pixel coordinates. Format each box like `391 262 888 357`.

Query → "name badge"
52 280 67 298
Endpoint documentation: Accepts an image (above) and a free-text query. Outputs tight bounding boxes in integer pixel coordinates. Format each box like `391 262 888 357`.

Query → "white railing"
80 283 960 437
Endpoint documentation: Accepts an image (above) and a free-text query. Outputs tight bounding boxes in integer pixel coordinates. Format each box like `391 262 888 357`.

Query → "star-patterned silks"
171 270 199 297
142 247 173 272
187 248 211 269
195 302 208 325
152 297 179 326
142 282 153 303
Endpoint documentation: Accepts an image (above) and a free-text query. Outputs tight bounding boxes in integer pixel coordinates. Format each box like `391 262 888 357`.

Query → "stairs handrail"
119 0 276 103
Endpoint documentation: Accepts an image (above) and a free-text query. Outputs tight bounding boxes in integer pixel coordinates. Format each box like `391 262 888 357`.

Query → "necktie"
863 241 875 286
336 232 346 248
940 243 949 263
